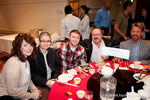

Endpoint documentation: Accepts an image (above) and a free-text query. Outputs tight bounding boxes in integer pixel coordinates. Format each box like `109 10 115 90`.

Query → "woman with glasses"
29 32 61 100
0 33 42 100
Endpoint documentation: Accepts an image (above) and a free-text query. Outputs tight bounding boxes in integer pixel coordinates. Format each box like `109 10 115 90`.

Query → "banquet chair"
0 52 10 72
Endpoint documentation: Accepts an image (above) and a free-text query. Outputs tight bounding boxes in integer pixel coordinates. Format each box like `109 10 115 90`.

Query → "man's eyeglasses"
131 31 141 33
92 34 103 36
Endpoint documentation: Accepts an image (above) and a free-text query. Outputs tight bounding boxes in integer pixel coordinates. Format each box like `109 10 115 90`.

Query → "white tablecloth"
0 34 39 53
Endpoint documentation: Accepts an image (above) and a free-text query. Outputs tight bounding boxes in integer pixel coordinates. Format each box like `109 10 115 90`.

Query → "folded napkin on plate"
119 67 128 70
122 92 141 100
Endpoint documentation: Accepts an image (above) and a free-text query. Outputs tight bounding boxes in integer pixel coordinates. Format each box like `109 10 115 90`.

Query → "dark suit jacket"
120 39 150 65
30 47 61 87
80 38 114 62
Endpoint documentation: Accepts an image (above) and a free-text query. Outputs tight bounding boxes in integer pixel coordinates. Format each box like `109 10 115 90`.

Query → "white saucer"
138 89 150 98
133 73 146 80
67 69 77 75
58 73 74 83
129 64 143 70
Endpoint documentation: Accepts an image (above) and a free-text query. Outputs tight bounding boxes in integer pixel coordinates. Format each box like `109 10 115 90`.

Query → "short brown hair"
91 27 103 33
132 22 144 32
69 29 81 37
11 33 37 62
39 31 51 41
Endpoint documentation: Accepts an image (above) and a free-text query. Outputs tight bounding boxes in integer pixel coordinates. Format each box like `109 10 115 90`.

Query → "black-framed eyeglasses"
40 40 51 43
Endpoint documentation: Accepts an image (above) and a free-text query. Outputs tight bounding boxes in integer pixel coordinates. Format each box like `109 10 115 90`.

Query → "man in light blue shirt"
94 0 112 35
130 40 140 61
120 23 150 65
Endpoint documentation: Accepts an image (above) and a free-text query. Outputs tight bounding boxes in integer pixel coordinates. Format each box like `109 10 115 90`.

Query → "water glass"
100 76 117 100
85 90 93 100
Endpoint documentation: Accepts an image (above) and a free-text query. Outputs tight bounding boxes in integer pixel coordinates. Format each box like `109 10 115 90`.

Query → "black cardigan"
30 47 61 87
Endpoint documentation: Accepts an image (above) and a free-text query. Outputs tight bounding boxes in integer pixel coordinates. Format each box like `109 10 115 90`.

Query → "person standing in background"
61 5 80 40
138 8 150 40
113 1 132 44
94 0 112 36
79 5 90 40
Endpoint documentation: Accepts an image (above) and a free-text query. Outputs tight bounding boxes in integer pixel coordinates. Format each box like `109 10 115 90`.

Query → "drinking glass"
85 90 93 100
100 76 117 100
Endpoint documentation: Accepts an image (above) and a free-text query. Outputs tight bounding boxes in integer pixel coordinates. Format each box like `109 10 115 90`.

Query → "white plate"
67 69 77 75
133 73 146 80
138 89 150 98
129 64 143 70
58 73 74 83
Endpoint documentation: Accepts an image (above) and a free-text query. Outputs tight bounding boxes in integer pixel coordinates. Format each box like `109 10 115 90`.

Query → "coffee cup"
134 61 141 69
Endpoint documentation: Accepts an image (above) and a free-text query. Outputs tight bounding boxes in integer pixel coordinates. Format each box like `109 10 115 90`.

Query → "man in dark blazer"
80 27 114 63
120 23 150 64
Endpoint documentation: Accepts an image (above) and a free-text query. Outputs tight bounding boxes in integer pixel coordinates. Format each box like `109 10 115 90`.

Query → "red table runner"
48 61 149 100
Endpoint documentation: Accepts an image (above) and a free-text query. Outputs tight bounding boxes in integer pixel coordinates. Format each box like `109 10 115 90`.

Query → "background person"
61 5 80 40
79 5 90 40
113 1 133 44
138 8 150 40
94 0 112 35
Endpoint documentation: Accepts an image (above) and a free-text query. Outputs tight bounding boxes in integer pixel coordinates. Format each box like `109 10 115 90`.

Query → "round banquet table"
48 61 147 100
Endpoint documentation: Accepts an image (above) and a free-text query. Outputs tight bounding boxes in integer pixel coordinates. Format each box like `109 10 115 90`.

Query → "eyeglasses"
40 40 51 43
92 34 103 36
131 31 141 33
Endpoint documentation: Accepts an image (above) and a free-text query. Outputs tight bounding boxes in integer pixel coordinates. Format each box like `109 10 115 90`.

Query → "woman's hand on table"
37 90 42 100
46 79 57 88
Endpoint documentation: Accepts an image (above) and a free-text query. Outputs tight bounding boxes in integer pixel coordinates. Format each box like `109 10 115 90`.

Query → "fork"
75 68 87 79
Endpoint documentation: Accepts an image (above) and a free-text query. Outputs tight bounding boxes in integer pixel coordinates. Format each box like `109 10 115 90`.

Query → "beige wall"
0 0 67 34
0 0 136 35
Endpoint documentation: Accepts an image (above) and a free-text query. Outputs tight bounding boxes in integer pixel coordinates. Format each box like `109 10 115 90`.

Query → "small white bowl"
76 90 85 99
89 69 95 74
74 77 81 84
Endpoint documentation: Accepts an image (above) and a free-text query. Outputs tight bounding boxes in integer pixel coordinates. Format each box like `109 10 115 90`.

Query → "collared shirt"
113 12 129 39
90 40 106 63
42 51 52 80
130 40 141 61
94 8 111 29
61 14 80 40
56 42 87 73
